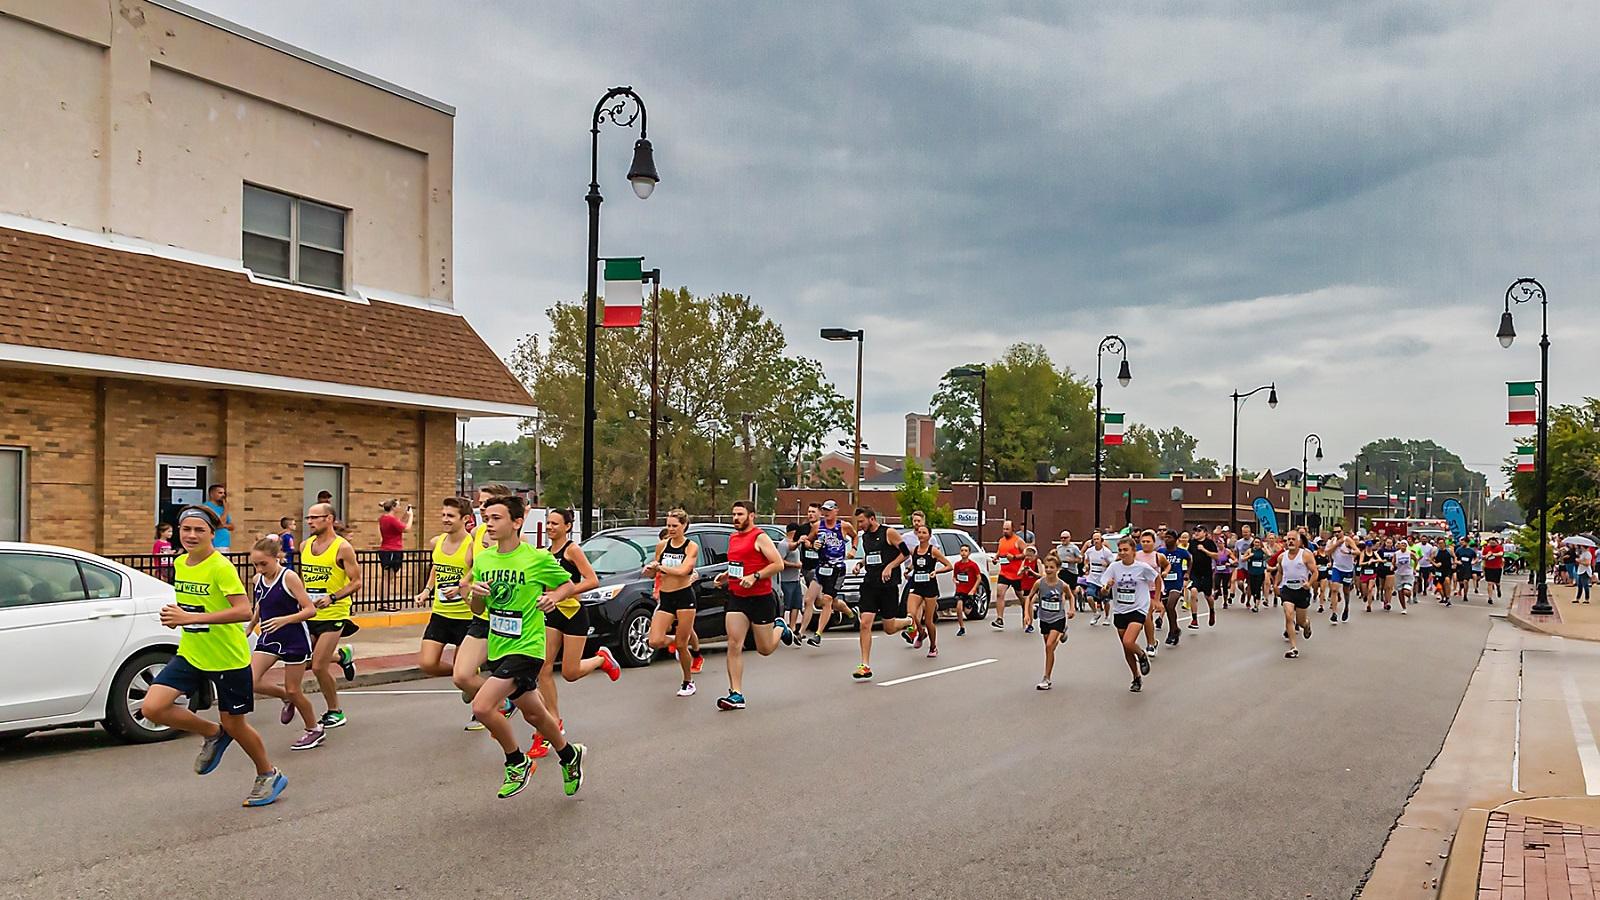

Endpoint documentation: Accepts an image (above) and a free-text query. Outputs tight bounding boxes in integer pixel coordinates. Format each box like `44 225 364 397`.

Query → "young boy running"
143 506 287 807
462 495 587 799
1030 555 1074 690
951 543 984 636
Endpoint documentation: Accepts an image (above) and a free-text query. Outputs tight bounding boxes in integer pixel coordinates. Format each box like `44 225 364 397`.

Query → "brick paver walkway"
1481 811 1600 899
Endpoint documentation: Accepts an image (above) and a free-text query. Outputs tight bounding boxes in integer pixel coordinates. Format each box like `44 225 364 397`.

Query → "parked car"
836 527 994 620
0 542 187 743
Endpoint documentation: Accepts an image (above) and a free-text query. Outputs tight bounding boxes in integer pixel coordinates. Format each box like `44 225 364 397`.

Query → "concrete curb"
349 610 432 630
1438 797 1600 898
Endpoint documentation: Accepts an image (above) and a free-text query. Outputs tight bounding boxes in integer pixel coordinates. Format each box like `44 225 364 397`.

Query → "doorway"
155 455 213 535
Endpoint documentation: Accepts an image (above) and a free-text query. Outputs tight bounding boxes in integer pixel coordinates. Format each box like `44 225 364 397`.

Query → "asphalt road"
1 592 1500 900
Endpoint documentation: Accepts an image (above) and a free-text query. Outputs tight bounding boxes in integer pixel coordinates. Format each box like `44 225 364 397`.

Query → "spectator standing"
378 499 415 607
278 517 298 570
153 523 176 582
204 484 234 552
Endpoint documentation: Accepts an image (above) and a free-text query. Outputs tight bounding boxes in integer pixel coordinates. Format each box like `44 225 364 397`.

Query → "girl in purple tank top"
247 537 324 750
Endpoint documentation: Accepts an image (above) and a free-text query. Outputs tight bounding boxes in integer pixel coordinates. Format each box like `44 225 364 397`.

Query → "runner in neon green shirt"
144 505 286 807
461 495 588 799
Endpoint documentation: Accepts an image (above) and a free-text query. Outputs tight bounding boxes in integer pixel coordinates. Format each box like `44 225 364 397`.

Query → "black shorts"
466 617 490 640
1191 571 1214 593
998 575 1024 590
1062 571 1080 588
657 585 697 614
1457 564 1474 580
422 613 471 647
1486 568 1503 584
856 579 905 618
727 592 778 625
1040 618 1067 637
545 604 590 637
1112 610 1147 629
489 653 544 700
908 578 939 599
154 656 254 715
814 567 843 596
379 550 403 572
307 619 353 640
1281 586 1311 609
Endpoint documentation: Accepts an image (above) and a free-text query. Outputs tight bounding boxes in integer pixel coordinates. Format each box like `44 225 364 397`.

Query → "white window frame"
242 183 348 292
303 463 349 528
0 446 25 542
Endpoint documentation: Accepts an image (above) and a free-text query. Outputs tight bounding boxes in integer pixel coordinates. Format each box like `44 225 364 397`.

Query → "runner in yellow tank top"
453 484 515 731
416 497 475 680
301 503 362 729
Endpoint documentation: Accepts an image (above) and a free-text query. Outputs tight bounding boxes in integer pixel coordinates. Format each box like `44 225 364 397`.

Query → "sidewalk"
1509 579 1600 643
1360 583 1600 899
296 615 431 688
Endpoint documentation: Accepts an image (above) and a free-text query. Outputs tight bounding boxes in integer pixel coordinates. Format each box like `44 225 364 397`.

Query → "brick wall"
0 367 465 554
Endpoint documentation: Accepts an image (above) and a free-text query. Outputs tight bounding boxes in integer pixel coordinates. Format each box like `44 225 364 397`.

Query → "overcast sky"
199 0 1600 494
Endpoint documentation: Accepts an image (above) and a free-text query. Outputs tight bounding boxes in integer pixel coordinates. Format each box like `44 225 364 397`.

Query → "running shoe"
1138 655 1151 677
914 631 925 649
464 715 485 732
596 646 622 682
500 697 515 718
806 633 823 647
1130 678 1143 693
927 647 939 658
716 692 746 710
1341 608 1349 622
561 743 586 796
776 619 795 646
902 626 916 645
529 732 550 759
243 768 288 807
991 618 1004 630
1147 643 1158 657
290 727 325 751
498 757 534 799
194 729 233 775
1164 634 1177 646
1024 624 1036 634
1330 616 1339 627
1154 615 1163 630
1090 613 1101 626
1284 648 1300 659
320 710 347 729
1301 623 1312 639
852 665 872 680
1187 620 1199 630
279 699 295 725
337 644 357 682
690 653 705 674
667 642 677 655
1209 613 1216 627
1036 680 1052 691
956 626 966 636
1401 608 1408 615
677 681 697 697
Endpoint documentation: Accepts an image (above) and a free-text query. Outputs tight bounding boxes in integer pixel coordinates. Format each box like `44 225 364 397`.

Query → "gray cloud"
195 0 1600 493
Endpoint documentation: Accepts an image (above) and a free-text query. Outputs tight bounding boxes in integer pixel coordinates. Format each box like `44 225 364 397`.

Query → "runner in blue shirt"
1157 530 1192 647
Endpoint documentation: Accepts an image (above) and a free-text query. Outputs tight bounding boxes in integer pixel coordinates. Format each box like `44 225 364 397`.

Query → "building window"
303 463 347 524
0 448 22 541
243 184 347 291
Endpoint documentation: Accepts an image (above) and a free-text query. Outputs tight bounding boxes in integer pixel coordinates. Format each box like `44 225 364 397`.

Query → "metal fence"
108 549 435 615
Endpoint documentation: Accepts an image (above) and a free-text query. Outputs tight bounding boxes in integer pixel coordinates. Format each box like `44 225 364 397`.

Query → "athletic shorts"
253 620 313 664
545 605 590 637
307 619 357 640
1191 571 1214 593
1457 564 1473 581
727 592 778 625
1397 575 1415 590
1162 581 1183 601
1081 582 1102 600
489 653 543 700
907 578 939 599
422 613 471 647
1281 586 1312 609
1113 610 1147 629
856 579 905 618
814 566 843 596
657 585 698 614
1062 571 1080 589
998 575 1024 590
378 550 403 572
466 617 490 640
1486 569 1502 584
1040 618 1067 637
1329 568 1353 585
780 581 804 612
154 656 254 715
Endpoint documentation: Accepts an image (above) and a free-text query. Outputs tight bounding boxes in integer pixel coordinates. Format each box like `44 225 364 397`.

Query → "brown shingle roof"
0 226 533 410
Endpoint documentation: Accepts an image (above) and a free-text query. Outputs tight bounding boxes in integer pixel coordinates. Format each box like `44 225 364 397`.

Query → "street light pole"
949 365 988 546
1229 383 1278 532
581 86 659 540
645 268 661 525
1498 277 1552 615
1301 434 1323 531
821 328 865 508
1093 335 1131 531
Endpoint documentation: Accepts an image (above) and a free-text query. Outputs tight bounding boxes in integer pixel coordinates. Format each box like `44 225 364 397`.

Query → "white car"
0 542 188 743
839 528 996 620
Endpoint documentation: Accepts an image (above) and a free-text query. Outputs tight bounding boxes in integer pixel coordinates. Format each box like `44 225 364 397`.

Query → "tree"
895 457 953 527
1338 438 1488 514
1103 424 1160 477
929 343 1095 485
1505 398 1600 534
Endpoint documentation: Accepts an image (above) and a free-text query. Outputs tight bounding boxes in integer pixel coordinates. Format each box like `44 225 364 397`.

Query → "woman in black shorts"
645 509 702 697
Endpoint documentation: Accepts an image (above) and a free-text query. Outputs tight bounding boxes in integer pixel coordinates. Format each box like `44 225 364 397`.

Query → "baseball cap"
821 500 838 511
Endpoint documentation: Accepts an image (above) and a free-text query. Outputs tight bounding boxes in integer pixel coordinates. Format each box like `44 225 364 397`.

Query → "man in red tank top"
711 500 791 710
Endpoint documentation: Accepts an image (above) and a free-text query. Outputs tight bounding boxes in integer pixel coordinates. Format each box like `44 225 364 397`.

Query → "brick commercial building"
0 1 534 552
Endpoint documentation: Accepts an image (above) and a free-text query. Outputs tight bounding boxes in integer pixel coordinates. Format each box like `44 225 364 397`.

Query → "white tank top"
1280 548 1312 587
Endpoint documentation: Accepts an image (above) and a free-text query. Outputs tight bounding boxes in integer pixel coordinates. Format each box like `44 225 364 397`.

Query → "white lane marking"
344 689 460 695
877 658 997 687
1512 650 1523 793
1563 670 1600 796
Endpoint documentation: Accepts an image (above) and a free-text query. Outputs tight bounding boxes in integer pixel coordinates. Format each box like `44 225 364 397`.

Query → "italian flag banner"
1102 412 1125 446
1517 445 1536 473
1305 477 1320 493
1507 381 1537 425
601 257 644 327
1358 488 1368 500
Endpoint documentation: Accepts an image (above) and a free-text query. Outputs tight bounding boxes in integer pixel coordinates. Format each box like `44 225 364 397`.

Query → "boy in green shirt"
463 495 588 799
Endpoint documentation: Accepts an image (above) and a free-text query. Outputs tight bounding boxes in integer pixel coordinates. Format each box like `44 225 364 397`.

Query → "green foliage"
1103 424 1160 477
895 457 953 528
1505 398 1600 534
1111 425 1217 477
1339 438 1487 503
929 343 1095 485
508 287 853 516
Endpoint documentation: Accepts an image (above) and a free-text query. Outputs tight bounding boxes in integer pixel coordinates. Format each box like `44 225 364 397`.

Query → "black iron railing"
108 549 435 615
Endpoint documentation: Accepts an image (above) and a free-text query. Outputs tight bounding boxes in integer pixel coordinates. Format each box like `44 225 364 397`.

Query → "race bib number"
727 562 745 579
1250 561 1265 572
661 554 684 569
865 553 882 566
996 556 1010 565
435 588 452 605
818 565 835 577
1041 598 1062 612
489 611 523 638
1165 572 1180 584
179 602 209 633
1284 580 1306 589
956 573 971 584
914 572 931 583
308 590 329 605
1115 587 1138 604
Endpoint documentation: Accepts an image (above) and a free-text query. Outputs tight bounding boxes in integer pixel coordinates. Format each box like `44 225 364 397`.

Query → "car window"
694 529 730 564
960 532 982 553
79 562 124 599
936 533 964 557
0 553 88 607
580 535 648 577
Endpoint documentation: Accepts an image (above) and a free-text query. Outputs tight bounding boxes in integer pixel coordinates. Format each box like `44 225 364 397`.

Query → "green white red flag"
601 257 644 327
1507 381 1537 425
1516 445 1536 473
1305 477 1319 493
1102 412 1125 446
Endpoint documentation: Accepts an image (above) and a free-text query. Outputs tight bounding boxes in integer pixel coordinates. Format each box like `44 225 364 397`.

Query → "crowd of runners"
145 484 1510 808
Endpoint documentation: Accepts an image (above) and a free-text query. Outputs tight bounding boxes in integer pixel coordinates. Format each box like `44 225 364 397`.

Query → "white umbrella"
1563 535 1598 548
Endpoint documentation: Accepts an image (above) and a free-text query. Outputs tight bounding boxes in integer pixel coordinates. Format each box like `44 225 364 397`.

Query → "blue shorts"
253 622 313 664
1081 582 1102 600
780 580 804 612
153 655 255 715
1330 568 1354 584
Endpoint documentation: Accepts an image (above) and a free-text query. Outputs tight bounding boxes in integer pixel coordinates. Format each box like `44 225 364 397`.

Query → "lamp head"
627 138 659 199
1267 386 1279 409
1496 311 1516 349
821 328 860 342
1315 446 1324 460
1116 359 1132 388
948 365 984 378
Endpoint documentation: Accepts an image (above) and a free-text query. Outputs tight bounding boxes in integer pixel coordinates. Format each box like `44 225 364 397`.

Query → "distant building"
815 450 904 486
905 413 936 468
1275 469 1347 532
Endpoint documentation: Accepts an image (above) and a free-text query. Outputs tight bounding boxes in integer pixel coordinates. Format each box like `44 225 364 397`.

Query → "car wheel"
616 606 655 668
966 583 991 620
104 650 183 744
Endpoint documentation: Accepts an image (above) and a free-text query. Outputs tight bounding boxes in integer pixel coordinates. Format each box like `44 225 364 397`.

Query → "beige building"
0 0 533 553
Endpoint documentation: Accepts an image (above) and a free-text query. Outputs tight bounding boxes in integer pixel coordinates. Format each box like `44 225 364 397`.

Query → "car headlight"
580 585 625 603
